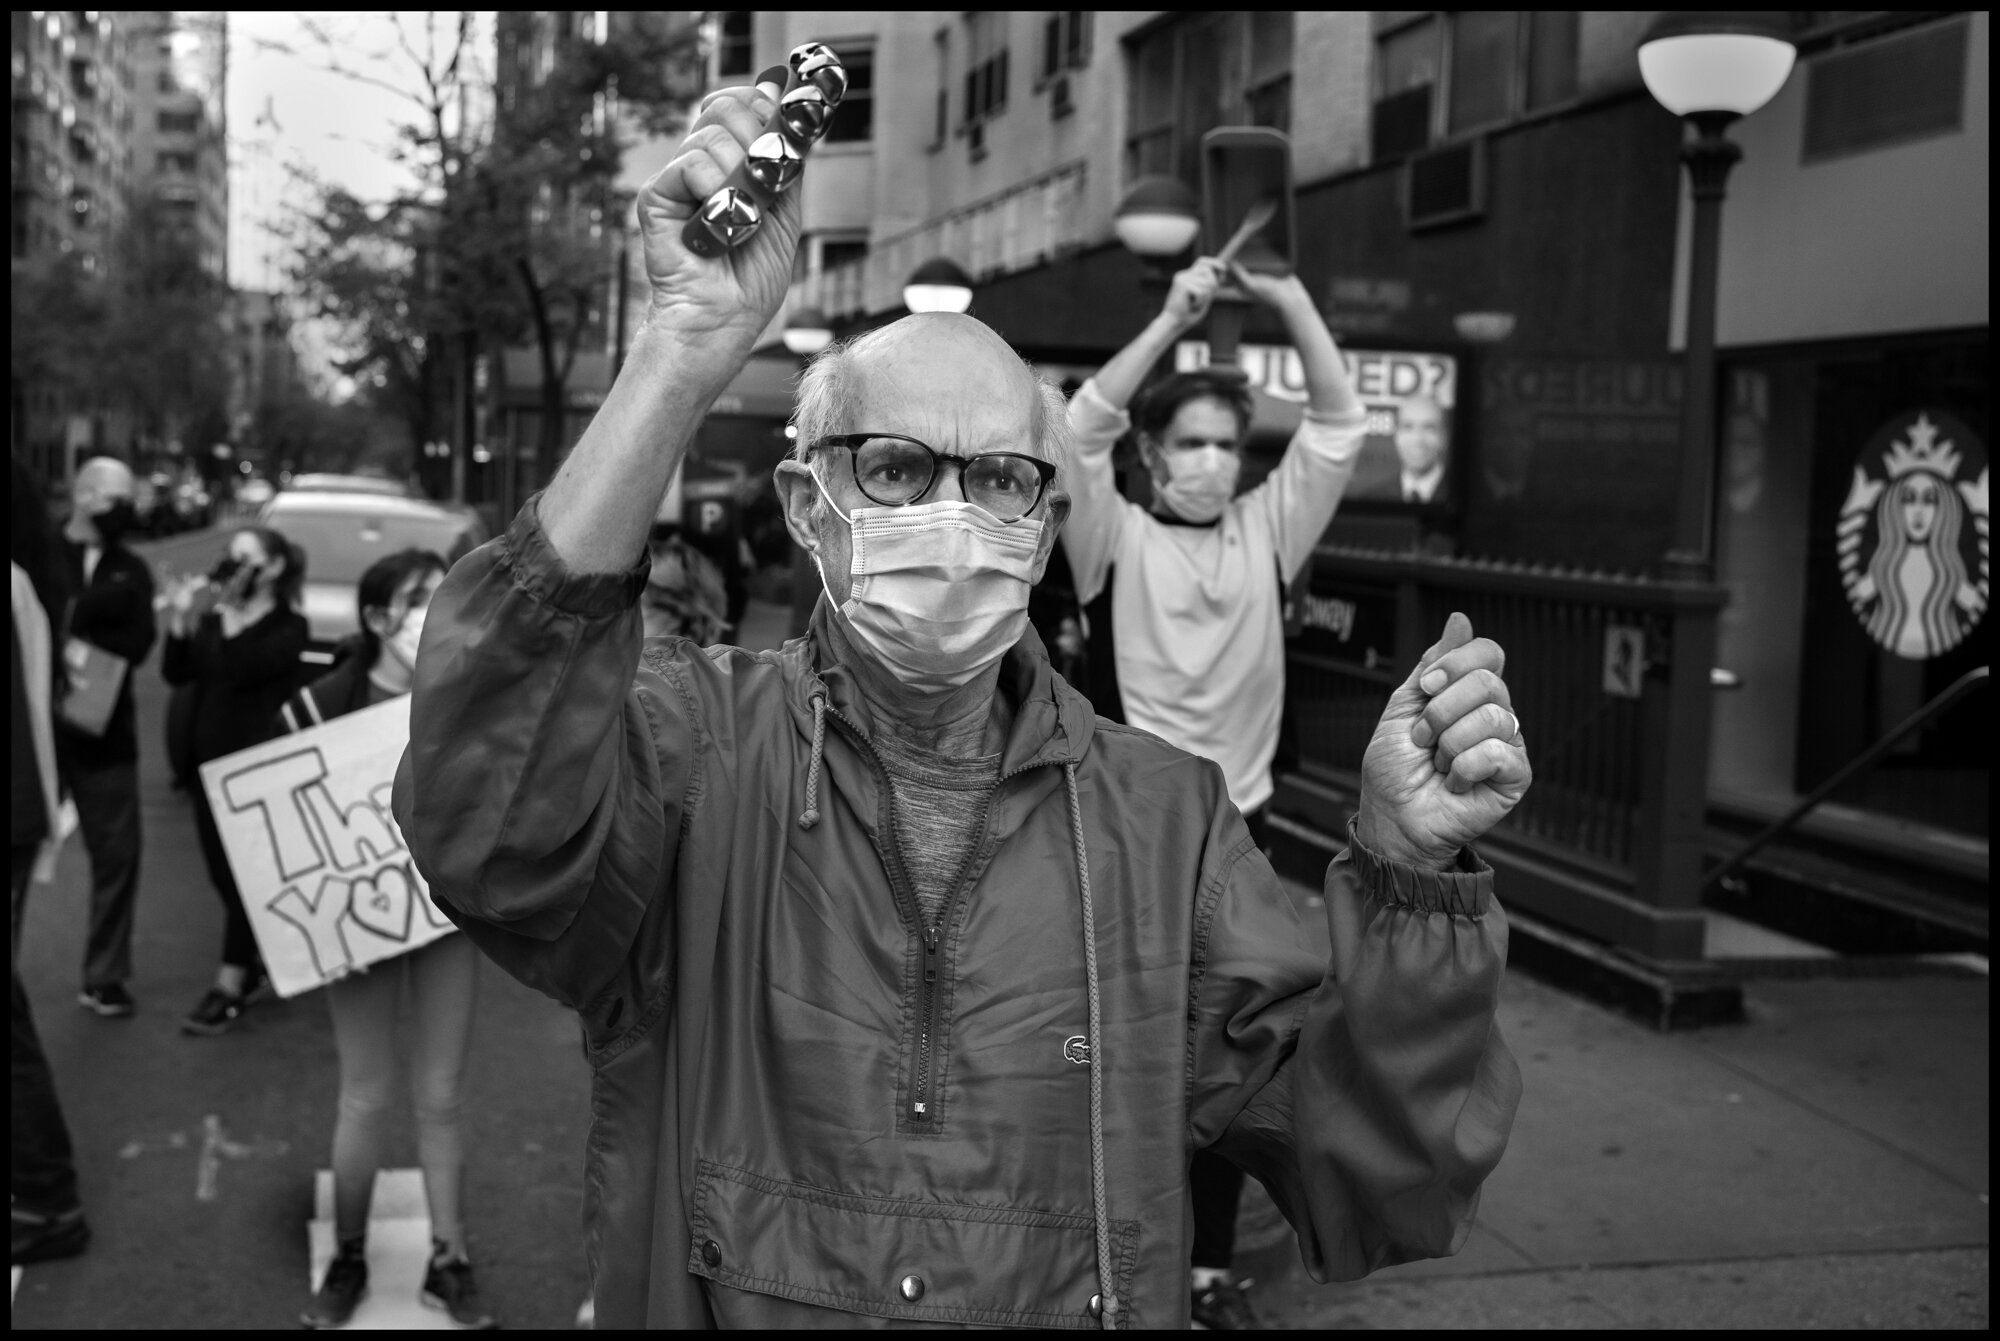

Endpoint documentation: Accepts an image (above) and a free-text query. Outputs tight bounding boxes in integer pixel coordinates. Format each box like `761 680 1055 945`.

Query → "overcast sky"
226 12 491 292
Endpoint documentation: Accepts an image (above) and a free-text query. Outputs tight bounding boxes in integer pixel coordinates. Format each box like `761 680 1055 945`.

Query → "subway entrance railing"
1270 546 1728 971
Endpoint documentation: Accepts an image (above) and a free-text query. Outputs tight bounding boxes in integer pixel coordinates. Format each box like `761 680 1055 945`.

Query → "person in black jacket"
159 524 308 1036
54 458 157 1019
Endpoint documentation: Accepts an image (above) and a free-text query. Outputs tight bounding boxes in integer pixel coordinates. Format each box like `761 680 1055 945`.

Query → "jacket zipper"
821 698 1054 1128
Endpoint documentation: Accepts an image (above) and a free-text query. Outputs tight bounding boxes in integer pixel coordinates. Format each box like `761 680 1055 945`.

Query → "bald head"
73 457 135 507
791 313 1069 481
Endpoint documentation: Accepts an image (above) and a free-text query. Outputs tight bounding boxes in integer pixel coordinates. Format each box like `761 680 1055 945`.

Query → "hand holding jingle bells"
682 43 847 258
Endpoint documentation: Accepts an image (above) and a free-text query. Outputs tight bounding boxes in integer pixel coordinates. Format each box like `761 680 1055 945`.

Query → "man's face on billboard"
1394 398 1447 475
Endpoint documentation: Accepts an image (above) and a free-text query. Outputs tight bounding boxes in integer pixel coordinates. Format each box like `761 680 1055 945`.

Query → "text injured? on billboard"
198 696 454 997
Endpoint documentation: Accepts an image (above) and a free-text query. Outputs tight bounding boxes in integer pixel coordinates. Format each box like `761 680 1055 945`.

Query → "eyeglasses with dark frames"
813 434 1056 523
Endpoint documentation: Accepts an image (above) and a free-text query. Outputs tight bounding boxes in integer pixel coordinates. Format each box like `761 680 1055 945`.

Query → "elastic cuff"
1071 378 1133 436
1302 404 1369 429
500 493 651 618
1345 816 1493 917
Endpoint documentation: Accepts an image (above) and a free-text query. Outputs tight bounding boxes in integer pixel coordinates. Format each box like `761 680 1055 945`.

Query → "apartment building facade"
663 13 1989 957
129 8 229 280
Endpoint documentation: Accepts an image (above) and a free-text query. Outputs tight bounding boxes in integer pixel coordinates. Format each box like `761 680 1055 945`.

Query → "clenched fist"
1357 612 1532 869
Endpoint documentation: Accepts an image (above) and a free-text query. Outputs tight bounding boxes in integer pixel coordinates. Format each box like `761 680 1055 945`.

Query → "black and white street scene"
11 10 1988 1331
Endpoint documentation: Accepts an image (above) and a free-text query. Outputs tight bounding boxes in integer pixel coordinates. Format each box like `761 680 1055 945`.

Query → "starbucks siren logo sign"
1837 410 1988 659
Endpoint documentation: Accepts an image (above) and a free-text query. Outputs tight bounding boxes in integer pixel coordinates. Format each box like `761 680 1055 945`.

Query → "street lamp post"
1638 12 1796 582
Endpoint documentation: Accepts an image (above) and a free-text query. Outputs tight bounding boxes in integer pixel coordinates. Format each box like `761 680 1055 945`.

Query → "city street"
12 530 1988 1331
12 526 593 1329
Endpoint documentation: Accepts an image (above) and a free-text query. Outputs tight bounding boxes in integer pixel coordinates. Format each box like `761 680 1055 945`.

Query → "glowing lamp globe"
902 257 974 315
1638 13 1796 118
782 305 834 356
1114 176 1201 258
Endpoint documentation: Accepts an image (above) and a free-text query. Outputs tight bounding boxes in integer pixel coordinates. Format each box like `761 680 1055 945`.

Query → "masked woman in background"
280 548 496 1330
159 524 307 1036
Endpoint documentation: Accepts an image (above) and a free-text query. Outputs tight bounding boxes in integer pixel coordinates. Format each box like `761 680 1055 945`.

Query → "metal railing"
1284 546 1726 962
1703 665 1989 889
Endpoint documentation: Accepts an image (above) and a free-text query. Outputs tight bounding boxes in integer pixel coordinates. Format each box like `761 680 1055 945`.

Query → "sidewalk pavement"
726 602 1992 1328
1233 914 1989 1328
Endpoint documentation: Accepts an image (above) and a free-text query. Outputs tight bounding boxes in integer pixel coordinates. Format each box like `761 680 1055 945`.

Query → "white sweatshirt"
1062 379 1366 813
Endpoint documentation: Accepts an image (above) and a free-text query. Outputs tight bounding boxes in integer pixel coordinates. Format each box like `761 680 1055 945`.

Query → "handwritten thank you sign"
198 696 452 997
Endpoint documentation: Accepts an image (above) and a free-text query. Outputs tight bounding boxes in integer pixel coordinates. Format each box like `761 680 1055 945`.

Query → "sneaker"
180 987 246 1036
11 1204 90 1266
301 1250 369 1328
422 1255 498 1329
77 983 136 1017
241 965 274 1005
1190 1275 1258 1330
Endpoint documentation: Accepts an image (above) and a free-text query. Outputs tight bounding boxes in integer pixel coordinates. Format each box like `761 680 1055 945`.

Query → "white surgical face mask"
813 470 1043 691
1154 445 1240 523
385 603 427 672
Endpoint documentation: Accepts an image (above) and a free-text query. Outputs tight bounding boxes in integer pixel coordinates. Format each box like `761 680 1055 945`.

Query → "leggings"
190 782 261 972
324 932 480 1245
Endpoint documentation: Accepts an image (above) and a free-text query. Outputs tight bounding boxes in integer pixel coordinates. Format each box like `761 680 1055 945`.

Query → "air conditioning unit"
1405 137 1485 231
1049 74 1074 119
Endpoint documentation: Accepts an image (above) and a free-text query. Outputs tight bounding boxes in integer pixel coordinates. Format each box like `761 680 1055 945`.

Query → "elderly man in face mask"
396 81 1528 1332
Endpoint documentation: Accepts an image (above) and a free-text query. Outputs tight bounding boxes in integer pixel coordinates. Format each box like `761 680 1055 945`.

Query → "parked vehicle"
258 488 488 665
283 472 412 497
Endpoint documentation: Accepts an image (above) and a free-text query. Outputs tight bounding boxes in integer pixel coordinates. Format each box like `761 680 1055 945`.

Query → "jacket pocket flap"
688 1159 1137 1329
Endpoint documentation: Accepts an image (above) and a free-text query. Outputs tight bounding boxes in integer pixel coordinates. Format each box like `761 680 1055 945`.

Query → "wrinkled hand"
1225 261 1310 316
1357 612 1531 869
1162 257 1228 331
637 80 801 351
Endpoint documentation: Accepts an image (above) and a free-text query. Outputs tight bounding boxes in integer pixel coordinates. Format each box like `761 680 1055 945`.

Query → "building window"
1802 15 1968 162
1124 13 1295 186
822 46 873 143
715 10 753 79
963 12 1009 129
1041 11 1090 81
1372 11 1580 162
1246 11 1293 133
156 108 197 135
820 238 868 271
932 27 951 148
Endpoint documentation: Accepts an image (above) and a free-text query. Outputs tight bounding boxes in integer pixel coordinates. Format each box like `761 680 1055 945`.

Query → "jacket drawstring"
799 691 827 828
1065 762 1119 1330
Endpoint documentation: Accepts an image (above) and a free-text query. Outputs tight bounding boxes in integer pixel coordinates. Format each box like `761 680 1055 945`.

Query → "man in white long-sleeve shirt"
1061 257 1367 1328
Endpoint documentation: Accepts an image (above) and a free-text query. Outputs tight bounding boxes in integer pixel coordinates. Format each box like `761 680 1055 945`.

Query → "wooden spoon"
1213 197 1278 267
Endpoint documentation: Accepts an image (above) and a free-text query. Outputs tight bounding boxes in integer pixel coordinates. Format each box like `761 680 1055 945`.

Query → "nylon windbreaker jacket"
392 497 1522 1330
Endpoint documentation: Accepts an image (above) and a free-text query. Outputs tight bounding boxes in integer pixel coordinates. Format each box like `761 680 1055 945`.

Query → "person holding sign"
397 75 1525 1330
54 458 156 1020
1061 261 1367 1324
161 525 308 1036
280 549 496 1331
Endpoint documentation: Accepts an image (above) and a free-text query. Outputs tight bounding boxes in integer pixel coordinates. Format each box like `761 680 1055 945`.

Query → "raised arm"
540 80 796 575
1061 259 1228 603
1187 616 1531 1277
1231 266 1368 577
394 80 800 1011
